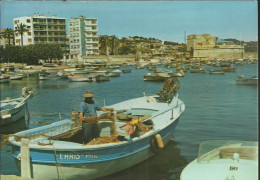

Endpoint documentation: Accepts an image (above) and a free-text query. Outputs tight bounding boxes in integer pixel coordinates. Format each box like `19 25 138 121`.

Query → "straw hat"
83 90 94 98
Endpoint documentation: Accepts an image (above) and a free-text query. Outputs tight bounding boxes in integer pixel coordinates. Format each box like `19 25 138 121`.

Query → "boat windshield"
197 140 258 163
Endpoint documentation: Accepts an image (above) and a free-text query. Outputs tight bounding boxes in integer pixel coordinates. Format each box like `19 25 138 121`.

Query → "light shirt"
79 101 101 117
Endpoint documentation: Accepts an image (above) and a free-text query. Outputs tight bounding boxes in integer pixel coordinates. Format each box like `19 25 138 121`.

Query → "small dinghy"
8 78 185 180
1 87 33 125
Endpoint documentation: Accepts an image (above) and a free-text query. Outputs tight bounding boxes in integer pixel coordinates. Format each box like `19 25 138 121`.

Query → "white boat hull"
1 104 25 125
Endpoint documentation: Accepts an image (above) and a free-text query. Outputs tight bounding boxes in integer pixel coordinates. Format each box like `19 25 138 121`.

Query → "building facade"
187 34 244 61
13 14 67 51
69 16 99 57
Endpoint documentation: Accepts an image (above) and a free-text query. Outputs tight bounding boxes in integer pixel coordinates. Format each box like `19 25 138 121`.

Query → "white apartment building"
13 14 67 51
69 16 99 57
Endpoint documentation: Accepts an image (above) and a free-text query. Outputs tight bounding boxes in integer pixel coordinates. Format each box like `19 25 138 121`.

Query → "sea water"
0 63 258 179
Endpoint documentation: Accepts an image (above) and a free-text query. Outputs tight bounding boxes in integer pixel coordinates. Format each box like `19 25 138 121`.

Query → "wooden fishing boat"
180 140 258 180
1 87 33 125
8 79 185 180
68 75 91 82
236 75 258 85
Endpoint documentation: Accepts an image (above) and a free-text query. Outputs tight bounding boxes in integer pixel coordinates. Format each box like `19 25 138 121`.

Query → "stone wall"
193 47 244 60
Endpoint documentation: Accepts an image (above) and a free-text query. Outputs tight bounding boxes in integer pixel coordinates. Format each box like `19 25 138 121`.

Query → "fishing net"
86 133 120 145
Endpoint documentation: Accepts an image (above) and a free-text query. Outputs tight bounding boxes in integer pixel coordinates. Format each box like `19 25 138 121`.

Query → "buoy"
155 134 164 149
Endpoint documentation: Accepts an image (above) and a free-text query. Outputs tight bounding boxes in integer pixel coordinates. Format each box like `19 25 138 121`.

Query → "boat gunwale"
9 100 185 151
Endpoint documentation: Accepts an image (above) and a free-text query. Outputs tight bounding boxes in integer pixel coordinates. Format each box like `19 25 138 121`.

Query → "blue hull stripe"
12 118 180 165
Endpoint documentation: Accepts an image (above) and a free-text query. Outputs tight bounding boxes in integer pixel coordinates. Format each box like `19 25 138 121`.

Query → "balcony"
34 28 47 31
48 28 66 32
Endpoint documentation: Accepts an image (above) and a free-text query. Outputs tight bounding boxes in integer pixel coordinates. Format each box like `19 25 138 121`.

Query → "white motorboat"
180 140 258 180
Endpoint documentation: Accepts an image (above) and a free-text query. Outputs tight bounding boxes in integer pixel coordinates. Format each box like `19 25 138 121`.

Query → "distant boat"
105 70 121 77
208 70 225 75
222 67 236 72
0 75 11 83
181 140 258 180
168 70 185 77
236 75 258 85
39 74 62 80
68 76 91 82
122 68 132 73
190 67 207 73
144 72 171 81
1 87 33 125
95 74 110 81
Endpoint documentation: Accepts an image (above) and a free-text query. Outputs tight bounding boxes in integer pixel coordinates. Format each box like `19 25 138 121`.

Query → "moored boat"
208 70 225 75
105 70 121 77
236 75 258 85
1 87 33 125
222 66 236 72
8 79 185 180
68 75 91 82
144 72 171 81
168 70 185 77
122 68 132 73
190 67 206 73
39 74 62 80
0 75 11 83
95 74 110 81
180 140 258 180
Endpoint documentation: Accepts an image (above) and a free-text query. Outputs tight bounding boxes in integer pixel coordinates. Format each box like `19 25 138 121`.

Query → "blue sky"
0 1 258 43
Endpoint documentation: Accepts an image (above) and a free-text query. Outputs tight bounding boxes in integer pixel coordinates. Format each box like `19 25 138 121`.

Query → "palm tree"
100 35 111 55
16 23 29 46
3 28 15 46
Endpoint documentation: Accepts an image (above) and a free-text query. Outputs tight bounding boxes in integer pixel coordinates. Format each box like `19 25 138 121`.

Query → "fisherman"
79 90 114 144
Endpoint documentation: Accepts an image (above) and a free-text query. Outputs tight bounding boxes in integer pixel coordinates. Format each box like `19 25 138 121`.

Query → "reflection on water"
0 117 28 135
97 140 188 180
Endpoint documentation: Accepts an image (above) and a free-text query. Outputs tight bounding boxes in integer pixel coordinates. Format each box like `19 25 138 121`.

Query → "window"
16 40 19 43
28 38 32 43
14 20 17 24
28 32 31 35
27 19 31 23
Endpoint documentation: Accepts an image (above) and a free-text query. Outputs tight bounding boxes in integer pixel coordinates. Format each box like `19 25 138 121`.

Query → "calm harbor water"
0 63 258 180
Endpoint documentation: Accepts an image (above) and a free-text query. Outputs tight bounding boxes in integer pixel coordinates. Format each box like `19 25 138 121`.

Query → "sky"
0 0 258 43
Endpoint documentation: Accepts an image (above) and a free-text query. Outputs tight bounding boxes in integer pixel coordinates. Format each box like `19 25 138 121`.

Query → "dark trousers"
82 122 100 144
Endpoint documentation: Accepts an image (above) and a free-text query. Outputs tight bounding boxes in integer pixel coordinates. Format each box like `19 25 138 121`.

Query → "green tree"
100 35 111 55
16 23 29 46
110 35 120 55
3 28 15 46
